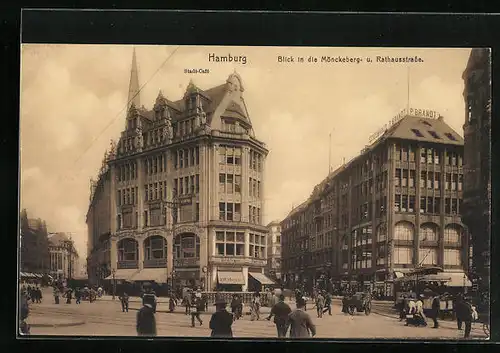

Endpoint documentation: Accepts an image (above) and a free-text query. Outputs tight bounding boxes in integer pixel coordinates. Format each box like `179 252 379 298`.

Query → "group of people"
313 290 333 318
399 292 479 338
20 285 43 304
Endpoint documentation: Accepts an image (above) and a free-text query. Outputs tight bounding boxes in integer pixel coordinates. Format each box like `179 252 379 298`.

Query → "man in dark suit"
455 294 473 339
209 296 234 338
266 294 292 338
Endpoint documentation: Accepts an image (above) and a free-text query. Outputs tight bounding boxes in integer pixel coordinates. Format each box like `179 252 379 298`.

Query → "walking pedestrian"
315 292 325 318
266 294 292 338
65 289 73 304
323 291 332 316
430 293 441 328
455 294 473 339
183 291 192 315
75 288 82 304
136 302 157 337
19 289 30 335
168 292 177 312
230 294 242 321
190 292 204 327
53 286 60 304
288 297 316 338
250 292 261 321
119 292 130 312
209 296 233 338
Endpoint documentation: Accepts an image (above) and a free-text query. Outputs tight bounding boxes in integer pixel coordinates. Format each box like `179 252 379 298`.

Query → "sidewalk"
27 314 86 328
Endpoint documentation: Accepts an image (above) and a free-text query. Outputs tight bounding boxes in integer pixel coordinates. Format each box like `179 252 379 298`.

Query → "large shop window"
394 246 413 265
419 223 438 242
444 225 462 245
418 248 438 265
174 234 200 259
249 233 266 259
394 222 414 242
444 249 462 266
144 236 167 260
118 239 138 261
215 231 245 256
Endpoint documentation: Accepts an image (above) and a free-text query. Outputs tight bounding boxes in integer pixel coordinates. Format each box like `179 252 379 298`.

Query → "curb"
29 321 86 328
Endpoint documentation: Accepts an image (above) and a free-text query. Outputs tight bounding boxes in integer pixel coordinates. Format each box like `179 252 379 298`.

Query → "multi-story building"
86 49 271 292
86 156 112 286
19 209 50 276
282 110 470 297
266 220 282 281
48 232 80 280
461 48 491 304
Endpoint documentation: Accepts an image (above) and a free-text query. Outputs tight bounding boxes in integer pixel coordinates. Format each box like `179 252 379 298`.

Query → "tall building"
19 209 50 275
461 48 491 303
48 233 80 280
266 220 282 281
86 49 270 292
281 111 470 297
86 156 112 285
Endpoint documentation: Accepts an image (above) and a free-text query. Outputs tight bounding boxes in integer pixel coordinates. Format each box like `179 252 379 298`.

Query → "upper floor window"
219 146 242 165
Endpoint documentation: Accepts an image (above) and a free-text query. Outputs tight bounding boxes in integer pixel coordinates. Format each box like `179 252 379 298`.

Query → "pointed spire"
128 47 141 109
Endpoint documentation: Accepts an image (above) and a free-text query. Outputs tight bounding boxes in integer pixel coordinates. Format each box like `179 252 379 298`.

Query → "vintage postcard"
19 44 491 340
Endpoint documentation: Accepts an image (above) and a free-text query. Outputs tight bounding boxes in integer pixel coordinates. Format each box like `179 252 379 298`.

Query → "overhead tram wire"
48 46 181 196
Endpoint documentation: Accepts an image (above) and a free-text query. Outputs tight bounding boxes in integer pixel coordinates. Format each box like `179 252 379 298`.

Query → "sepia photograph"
18 44 491 340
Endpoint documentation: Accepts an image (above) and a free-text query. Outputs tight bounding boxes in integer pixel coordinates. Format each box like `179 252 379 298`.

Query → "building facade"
19 209 50 275
87 50 270 292
461 48 491 304
282 112 469 297
48 233 80 280
266 220 282 281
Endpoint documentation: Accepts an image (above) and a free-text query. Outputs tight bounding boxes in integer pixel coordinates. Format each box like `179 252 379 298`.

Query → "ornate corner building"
281 113 469 297
461 48 491 303
86 49 270 292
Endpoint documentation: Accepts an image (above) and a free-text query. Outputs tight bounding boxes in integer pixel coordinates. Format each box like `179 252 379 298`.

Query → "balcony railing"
117 260 138 269
143 258 167 268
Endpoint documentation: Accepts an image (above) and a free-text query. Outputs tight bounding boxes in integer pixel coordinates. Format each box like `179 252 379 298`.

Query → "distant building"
19 209 50 275
461 48 491 301
266 220 282 281
86 49 271 292
48 233 80 280
281 112 469 297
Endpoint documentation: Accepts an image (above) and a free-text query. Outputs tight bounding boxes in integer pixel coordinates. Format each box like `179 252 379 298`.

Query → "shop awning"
249 272 275 285
217 271 245 285
129 268 168 283
445 272 472 287
105 269 139 281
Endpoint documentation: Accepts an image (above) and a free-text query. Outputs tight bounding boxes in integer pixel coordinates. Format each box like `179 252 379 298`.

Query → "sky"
20 45 473 264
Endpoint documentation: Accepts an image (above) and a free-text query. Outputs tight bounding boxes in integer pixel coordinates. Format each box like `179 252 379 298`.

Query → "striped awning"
129 268 168 283
105 269 139 280
217 271 245 285
249 272 275 285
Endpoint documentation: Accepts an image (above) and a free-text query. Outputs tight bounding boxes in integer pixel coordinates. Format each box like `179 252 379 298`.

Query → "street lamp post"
112 268 116 300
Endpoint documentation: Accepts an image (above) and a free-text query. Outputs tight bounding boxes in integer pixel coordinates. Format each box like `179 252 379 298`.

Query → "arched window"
419 223 438 242
444 225 462 245
174 234 200 259
394 222 414 241
144 236 167 261
118 238 138 261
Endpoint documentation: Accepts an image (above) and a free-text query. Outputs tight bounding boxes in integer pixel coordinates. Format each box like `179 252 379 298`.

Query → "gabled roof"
222 101 249 122
48 232 71 246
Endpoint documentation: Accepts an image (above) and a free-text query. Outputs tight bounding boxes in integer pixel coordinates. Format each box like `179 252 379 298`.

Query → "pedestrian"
183 291 192 315
119 292 130 312
75 288 82 304
209 296 233 338
250 292 261 321
136 301 157 337
415 295 427 323
53 286 60 304
190 291 204 327
315 292 325 318
323 291 332 316
168 292 177 312
66 289 73 304
19 290 30 335
455 294 473 339
230 294 242 321
266 294 292 338
430 293 441 329
37 287 43 303
288 297 316 338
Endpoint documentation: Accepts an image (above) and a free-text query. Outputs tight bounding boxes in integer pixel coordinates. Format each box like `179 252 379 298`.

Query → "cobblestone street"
27 298 488 340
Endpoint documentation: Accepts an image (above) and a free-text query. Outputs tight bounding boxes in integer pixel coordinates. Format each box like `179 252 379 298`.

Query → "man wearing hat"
209 296 234 338
288 297 316 338
190 290 204 327
266 294 292 338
